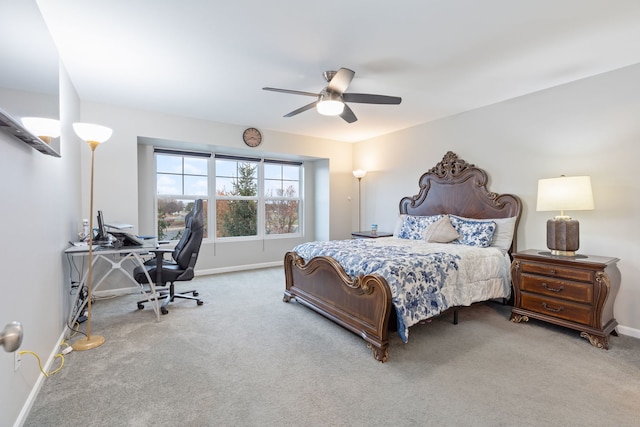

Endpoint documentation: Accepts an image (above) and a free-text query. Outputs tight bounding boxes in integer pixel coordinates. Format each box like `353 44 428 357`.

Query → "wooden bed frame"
283 152 522 362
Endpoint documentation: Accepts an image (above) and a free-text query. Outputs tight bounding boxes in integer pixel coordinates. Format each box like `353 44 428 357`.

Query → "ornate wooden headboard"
399 151 522 252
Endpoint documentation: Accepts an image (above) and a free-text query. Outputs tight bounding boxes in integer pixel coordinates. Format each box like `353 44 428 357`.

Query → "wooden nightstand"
351 231 393 239
510 249 621 349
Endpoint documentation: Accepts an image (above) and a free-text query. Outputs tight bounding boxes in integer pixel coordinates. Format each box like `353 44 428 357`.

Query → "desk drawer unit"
510 250 621 349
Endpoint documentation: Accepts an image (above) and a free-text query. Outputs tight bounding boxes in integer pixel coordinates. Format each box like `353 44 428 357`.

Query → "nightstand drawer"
520 262 592 282
521 293 592 325
521 274 592 303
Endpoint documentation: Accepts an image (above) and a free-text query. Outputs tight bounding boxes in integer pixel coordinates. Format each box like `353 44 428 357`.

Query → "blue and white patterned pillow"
449 215 497 248
397 214 443 240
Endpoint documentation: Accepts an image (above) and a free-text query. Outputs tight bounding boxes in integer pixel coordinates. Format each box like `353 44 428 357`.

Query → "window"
155 149 210 240
154 150 302 241
215 156 259 238
264 160 300 235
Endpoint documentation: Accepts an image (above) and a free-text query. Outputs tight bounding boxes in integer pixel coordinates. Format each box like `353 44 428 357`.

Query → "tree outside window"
264 162 300 235
216 160 258 237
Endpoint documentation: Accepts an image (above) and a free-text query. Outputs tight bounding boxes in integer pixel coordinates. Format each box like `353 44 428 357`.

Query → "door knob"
0 321 23 352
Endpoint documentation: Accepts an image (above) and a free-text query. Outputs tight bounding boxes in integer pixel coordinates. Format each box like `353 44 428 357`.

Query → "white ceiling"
2 0 640 142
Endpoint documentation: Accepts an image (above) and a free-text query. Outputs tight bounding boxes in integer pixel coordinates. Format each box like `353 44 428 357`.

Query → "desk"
65 242 161 335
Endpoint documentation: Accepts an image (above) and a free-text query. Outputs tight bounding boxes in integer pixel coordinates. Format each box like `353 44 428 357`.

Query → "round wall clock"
243 127 262 147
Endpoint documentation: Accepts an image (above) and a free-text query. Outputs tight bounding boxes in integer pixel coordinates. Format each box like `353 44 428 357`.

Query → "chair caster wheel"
193 291 199 297
137 303 144 310
161 307 169 315
197 300 204 306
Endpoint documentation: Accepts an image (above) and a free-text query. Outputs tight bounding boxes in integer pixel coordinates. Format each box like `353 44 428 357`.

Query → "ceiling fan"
263 68 401 123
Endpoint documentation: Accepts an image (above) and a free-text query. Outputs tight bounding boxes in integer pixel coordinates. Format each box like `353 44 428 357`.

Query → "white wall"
354 63 640 335
0 67 81 426
77 102 354 277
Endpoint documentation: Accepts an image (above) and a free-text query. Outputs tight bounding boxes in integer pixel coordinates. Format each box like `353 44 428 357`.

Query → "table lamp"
536 175 594 256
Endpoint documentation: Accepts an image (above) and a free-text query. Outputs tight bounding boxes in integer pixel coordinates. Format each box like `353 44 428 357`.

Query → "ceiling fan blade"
284 101 318 117
327 68 355 94
342 93 402 105
340 104 357 123
263 87 319 97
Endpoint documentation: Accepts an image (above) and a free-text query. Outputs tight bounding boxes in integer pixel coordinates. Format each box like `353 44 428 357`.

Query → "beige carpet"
25 267 640 426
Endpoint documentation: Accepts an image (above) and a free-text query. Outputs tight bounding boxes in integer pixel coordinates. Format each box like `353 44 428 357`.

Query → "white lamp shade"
353 169 367 179
21 117 60 138
317 100 345 116
73 122 113 143
537 176 594 212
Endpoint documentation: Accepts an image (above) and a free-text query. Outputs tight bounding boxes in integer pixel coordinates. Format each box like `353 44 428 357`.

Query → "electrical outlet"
14 351 21 371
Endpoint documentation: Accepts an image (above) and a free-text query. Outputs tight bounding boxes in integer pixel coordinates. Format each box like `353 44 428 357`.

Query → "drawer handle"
542 302 564 313
549 269 557 275
541 283 564 293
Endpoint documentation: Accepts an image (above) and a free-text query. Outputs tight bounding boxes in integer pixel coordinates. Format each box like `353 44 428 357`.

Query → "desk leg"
65 250 161 339
91 252 161 322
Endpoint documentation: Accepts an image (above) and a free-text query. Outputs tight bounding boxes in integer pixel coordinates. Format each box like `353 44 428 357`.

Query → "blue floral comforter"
293 237 511 342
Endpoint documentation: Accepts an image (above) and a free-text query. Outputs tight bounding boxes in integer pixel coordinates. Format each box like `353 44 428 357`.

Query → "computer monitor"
96 210 108 242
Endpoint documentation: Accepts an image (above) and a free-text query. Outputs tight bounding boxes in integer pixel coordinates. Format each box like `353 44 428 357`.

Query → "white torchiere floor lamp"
353 169 367 231
72 122 113 351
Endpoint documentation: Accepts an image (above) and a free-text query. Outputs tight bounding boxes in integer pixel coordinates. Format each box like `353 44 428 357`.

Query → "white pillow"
491 216 518 251
393 214 407 237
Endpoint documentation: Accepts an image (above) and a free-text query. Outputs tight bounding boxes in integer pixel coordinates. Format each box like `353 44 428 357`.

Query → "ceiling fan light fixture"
316 99 344 116
316 90 344 116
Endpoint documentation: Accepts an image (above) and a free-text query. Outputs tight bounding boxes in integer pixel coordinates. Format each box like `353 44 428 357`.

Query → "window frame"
154 149 211 241
154 149 303 242
263 158 303 237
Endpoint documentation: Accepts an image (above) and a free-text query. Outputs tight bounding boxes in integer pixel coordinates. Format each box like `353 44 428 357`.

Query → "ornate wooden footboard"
283 252 393 362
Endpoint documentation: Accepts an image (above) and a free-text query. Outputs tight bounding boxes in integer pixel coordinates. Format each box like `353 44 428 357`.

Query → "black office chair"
135 199 204 314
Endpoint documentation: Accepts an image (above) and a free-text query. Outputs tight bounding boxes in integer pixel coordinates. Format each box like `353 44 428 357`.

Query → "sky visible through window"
157 155 208 196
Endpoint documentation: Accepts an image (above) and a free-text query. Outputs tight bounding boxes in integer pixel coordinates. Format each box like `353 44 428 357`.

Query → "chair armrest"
145 247 172 259
150 248 173 254
148 248 174 285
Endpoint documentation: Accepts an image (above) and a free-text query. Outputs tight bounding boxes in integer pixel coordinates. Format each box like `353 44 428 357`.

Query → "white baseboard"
616 325 640 339
93 286 139 298
195 261 282 277
13 330 68 427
